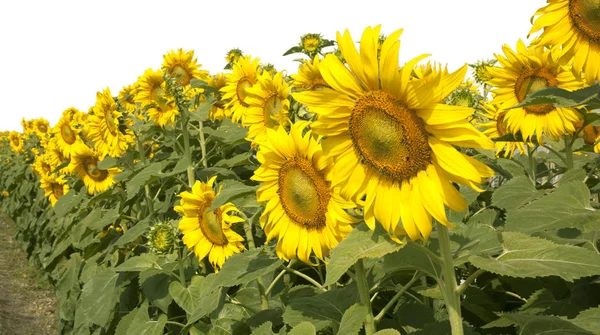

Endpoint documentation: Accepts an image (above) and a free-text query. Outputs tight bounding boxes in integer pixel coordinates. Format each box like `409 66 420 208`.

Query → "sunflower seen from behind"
478 103 526 158
294 25 495 241
292 56 330 91
252 124 357 264
486 40 584 144
69 142 120 195
40 174 70 206
174 176 246 271
220 55 260 123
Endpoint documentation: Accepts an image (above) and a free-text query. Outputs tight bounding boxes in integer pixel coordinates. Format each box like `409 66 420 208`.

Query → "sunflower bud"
469 59 496 84
147 221 177 253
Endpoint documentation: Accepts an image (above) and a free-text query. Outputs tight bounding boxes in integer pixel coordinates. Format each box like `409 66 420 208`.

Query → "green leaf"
97 156 117 169
204 119 248 146
190 79 219 95
374 330 401 335
169 275 205 315
453 209 502 261
336 304 367 335
381 242 441 278
87 207 120 231
470 232 600 281
283 46 303 56
510 84 600 109
79 268 119 327
559 168 587 184
251 322 275 335
126 162 165 200
289 322 316 335
492 176 545 211
215 152 253 168
53 190 84 217
211 246 283 289
139 269 175 313
325 223 403 286
115 253 160 272
115 305 146 335
505 181 600 234
486 313 593 335
128 313 167 335
496 158 526 177
208 179 258 212
115 218 150 247
569 307 600 334
56 253 82 321
189 101 213 122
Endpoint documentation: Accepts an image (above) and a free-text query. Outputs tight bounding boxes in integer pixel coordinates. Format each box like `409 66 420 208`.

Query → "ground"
0 213 56 335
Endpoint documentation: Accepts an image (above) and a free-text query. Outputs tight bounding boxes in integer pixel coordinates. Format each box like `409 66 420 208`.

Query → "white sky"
0 0 543 131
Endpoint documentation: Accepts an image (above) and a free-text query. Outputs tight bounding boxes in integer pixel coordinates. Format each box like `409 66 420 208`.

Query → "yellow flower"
530 0 600 85
69 143 120 195
574 121 600 153
86 88 135 158
1 190 8 197
301 33 322 53
40 174 70 206
225 48 243 64
174 177 246 271
43 137 70 174
486 40 584 144
221 55 260 123
252 124 357 264
135 68 178 127
162 49 208 86
32 153 54 178
8 132 24 153
478 103 526 158
244 71 291 144
292 56 330 91
53 112 83 158
118 84 139 114
207 73 228 121
34 118 50 138
293 26 494 241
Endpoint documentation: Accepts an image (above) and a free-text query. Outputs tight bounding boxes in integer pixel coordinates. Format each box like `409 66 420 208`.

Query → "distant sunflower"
294 26 495 241
32 153 54 177
530 0 600 85
486 40 584 144
40 174 69 206
118 84 138 113
162 49 208 86
70 143 121 195
87 88 135 158
174 176 246 271
252 124 356 264
244 72 291 144
53 113 82 158
478 103 526 158
207 73 228 121
135 68 178 127
292 56 330 91
8 132 23 153
34 118 50 138
221 55 260 123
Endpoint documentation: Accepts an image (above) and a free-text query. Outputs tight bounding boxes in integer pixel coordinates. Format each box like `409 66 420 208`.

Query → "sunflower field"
2 1 600 334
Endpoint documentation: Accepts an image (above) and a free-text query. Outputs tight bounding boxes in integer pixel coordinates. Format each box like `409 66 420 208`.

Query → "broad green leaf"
53 190 84 217
56 253 82 321
79 268 119 327
325 223 403 286
496 158 526 177
208 179 258 212
185 275 224 324
115 218 150 247
189 101 214 122
485 313 593 335
505 181 600 234
215 152 253 168
492 176 545 211
211 246 282 289
251 321 275 335
569 307 600 334
470 232 600 281
139 269 175 313
169 275 205 315
510 84 600 109
87 207 120 231
115 304 146 335
126 162 165 200
190 80 219 95
453 209 502 261
337 304 367 335
374 330 401 335
283 45 303 56
97 156 117 169
128 313 167 335
204 119 248 146
381 242 442 279
289 322 316 335
559 168 587 184
115 253 160 272
518 288 556 314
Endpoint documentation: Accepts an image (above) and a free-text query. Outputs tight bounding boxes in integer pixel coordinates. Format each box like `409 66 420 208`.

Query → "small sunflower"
32 153 54 177
252 124 357 264
486 40 585 144
574 120 600 152
117 84 139 114
292 56 331 91
86 87 135 158
8 132 23 153
162 49 208 86
293 26 495 241
243 71 291 144
2 191 8 197
469 59 496 84
225 48 243 65
221 55 261 123
43 138 70 174
174 176 246 271
530 0 600 85
40 174 70 206
478 103 526 158
207 73 228 121
135 68 179 127
34 118 50 138
53 112 82 158
69 143 121 195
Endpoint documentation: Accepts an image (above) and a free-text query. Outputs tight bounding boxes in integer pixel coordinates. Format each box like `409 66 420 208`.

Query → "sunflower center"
38 124 48 133
199 208 228 246
264 95 284 127
302 37 320 52
496 112 508 136
278 157 330 230
171 65 191 86
52 183 64 198
236 79 253 107
514 68 558 115
60 124 77 145
569 0 600 42
83 157 109 182
151 86 169 110
11 137 20 146
349 90 431 182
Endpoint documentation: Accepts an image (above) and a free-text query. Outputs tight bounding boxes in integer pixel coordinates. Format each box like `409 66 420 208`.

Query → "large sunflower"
293 26 494 241
174 176 246 271
486 40 584 144
243 72 291 144
135 68 178 127
87 88 135 158
8 132 23 153
530 0 600 85
162 49 208 86
53 111 83 158
292 56 330 91
69 143 121 195
220 55 261 123
40 174 70 206
478 103 526 158
252 124 356 264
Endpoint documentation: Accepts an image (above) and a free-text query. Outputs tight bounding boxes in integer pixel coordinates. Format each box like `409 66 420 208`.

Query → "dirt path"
0 213 56 335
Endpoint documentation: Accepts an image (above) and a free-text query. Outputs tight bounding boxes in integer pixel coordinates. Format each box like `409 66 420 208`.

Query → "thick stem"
355 259 376 335
527 145 537 186
437 223 464 335
181 120 195 187
565 136 574 170
241 214 269 310
178 247 186 285
136 139 154 215
198 121 208 168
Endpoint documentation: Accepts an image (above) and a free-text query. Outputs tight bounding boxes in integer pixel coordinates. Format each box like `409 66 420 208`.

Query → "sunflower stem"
354 258 376 335
374 271 422 323
241 213 269 310
136 138 154 215
178 247 186 285
198 121 208 168
437 223 464 335
527 145 537 186
283 263 327 292
565 136 574 170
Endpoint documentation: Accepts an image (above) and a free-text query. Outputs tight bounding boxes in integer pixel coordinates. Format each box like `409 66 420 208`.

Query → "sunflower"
135 68 179 127
53 112 82 158
174 176 246 271
34 118 50 138
162 49 208 86
8 132 23 153
221 55 261 123
118 84 139 114
69 142 121 195
478 103 526 158
486 40 584 144
43 138 70 174
574 120 600 152
243 72 291 144
207 73 228 121
293 26 495 241
292 56 330 91
32 153 54 177
252 124 357 264
530 0 600 85
40 174 70 206
86 88 135 158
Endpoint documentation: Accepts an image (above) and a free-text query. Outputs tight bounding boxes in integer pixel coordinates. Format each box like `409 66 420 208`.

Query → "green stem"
265 268 286 296
136 139 154 215
178 247 186 285
283 264 327 292
543 145 568 166
241 213 269 310
198 121 208 168
457 268 485 295
527 145 537 186
565 136 574 170
182 121 195 187
165 320 186 328
374 271 422 322
355 259 376 335
437 223 464 335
